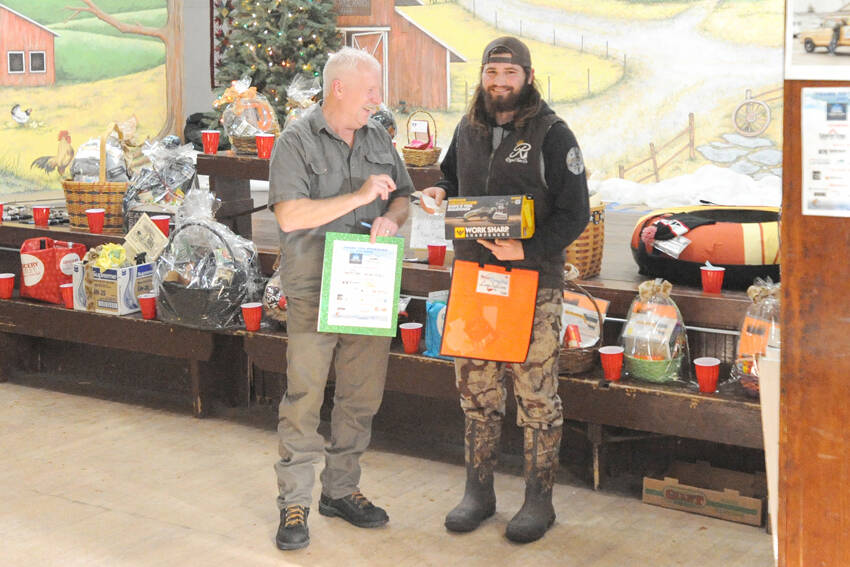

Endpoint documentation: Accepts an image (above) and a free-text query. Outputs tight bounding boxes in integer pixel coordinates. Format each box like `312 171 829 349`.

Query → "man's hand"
419 187 446 214
476 238 525 261
369 215 399 243
357 174 396 204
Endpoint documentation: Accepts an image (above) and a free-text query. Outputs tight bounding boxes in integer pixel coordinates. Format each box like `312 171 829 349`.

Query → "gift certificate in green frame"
318 232 404 336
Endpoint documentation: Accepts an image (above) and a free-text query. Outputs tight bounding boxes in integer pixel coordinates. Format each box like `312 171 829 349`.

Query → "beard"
483 83 528 115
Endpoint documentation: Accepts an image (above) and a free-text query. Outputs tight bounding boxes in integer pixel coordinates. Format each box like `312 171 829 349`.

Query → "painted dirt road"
455 0 784 177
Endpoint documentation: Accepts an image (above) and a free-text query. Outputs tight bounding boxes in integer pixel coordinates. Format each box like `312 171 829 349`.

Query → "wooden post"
581 35 584 52
689 112 695 159
618 164 625 179
553 28 556 45
587 68 590 95
623 53 627 70
548 75 551 104
780 79 850 567
649 143 660 182
606 41 609 57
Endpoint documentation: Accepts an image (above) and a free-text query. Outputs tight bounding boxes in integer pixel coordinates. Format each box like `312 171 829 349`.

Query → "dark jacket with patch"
437 102 590 289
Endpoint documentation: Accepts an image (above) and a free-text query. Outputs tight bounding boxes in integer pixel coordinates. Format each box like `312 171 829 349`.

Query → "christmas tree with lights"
214 0 341 118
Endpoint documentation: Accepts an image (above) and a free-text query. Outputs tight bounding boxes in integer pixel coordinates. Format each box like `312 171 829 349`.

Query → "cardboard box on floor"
642 460 766 526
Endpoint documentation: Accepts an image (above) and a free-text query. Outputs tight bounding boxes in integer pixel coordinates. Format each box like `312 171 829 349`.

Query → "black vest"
454 109 564 287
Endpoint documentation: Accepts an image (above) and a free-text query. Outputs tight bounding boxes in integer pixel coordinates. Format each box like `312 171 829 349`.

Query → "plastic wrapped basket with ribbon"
559 263 603 374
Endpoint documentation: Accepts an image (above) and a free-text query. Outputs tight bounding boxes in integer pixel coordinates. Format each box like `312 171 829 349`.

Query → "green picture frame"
317 232 404 336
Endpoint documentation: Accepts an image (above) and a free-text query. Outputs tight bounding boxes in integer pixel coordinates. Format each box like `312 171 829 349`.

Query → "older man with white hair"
268 46 413 551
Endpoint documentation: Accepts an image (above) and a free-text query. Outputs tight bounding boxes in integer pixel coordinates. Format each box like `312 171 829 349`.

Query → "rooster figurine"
31 131 75 176
10 104 31 125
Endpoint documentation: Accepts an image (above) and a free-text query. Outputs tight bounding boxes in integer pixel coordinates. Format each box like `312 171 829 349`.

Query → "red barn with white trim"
0 3 59 87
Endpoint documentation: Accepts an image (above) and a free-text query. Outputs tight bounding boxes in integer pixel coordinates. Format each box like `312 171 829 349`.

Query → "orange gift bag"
440 260 538 363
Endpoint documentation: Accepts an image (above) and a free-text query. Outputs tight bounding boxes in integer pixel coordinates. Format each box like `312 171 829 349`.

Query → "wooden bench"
0 296 244 417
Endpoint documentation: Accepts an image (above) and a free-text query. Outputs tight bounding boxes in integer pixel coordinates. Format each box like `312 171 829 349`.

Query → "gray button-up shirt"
268 104 413 309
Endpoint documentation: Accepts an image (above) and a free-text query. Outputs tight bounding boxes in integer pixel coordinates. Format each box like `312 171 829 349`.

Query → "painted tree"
215 0 341 118
66 0 184 139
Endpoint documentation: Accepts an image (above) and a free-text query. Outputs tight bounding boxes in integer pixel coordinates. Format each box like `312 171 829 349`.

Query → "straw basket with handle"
62 122 128 234
564 202 604 279
558 264 603 375
403 110 441 166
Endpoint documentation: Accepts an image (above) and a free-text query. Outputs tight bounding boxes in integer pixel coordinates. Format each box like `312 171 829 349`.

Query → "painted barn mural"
0 0 171 201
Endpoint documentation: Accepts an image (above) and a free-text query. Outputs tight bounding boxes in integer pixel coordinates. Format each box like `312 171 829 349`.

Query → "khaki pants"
454 288 563 429
275 297 390 509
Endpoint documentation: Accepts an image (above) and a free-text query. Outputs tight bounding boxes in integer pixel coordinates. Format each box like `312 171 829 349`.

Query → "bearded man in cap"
421 36 589 543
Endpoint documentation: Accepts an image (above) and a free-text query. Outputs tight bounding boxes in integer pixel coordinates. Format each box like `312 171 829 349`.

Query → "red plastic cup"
399 322 423 354
242 302 262 332
0 202 4 223
700 266 725 294
150 215 170 237
138 293 157 320
201 130 220 155
427 244 447 267
59 283 74 309
599 345 624 381
256 133 275 159
32 206 50 227
694 356 721 393
0 273 14 299
85 208 105 234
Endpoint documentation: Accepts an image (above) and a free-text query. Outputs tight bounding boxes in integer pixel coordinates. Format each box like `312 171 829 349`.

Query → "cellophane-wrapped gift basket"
123 136 197 232
619 279 690 383
730 277 780 398
63 123 132 233
153 187 264 329
213 77 280 155
283 75 321 130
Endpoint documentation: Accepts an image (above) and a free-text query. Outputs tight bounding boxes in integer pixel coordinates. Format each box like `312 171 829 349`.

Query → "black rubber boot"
444 417 501 532
505 426 562 543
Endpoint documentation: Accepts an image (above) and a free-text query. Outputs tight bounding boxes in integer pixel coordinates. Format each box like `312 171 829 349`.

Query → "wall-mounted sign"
801 87 850 216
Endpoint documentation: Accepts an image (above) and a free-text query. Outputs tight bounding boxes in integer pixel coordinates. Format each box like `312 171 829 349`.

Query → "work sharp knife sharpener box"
72 261 154 315
444 195 535 240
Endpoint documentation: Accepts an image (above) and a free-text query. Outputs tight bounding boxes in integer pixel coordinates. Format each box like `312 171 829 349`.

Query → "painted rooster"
31 131 75 176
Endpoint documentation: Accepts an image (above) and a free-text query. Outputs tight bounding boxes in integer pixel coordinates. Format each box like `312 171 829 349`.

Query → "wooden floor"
0 383 773 567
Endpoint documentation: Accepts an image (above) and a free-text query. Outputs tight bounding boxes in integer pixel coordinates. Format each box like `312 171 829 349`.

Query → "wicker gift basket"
559 264 602 374
564 203 604 279
62 123 128 234
402 110 441 166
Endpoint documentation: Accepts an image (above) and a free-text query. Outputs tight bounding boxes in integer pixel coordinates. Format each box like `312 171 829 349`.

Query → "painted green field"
51 8 168 37
54 30 165 83
0 0 165 25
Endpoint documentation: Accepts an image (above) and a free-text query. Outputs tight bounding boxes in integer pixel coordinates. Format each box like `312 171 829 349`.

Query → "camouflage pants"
454 288 563 429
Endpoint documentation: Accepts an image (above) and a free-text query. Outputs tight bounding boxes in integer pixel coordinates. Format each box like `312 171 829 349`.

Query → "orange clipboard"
440 260 539 363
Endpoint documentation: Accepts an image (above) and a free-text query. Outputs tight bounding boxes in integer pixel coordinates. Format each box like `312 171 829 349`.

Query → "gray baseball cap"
481 36 532 68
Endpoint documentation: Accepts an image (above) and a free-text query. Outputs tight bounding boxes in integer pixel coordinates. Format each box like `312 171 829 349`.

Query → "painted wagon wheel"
733 99 771 137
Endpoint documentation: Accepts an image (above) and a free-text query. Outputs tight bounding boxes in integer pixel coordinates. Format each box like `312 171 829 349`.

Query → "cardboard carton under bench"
642 460 766 526
72 262 154 315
